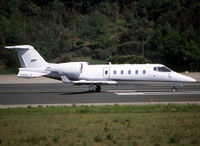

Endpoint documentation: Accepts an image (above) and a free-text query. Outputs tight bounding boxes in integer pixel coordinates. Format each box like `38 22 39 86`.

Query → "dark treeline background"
0 0 200 72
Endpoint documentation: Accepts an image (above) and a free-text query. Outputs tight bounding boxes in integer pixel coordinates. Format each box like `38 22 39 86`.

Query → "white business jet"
5 45 196 92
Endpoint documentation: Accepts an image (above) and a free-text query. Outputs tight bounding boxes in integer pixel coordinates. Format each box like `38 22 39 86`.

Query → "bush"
168 136 180 144
52 135 60 143
56 54 71 63
106 134 113 140
94 135 102 142
92 48 112 60
116 41 141 55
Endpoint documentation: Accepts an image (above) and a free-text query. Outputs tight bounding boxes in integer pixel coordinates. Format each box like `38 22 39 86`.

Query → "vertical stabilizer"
5 45 48 68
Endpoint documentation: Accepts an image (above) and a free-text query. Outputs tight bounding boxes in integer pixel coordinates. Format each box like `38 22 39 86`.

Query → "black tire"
95 85 101 92
172 87 177 92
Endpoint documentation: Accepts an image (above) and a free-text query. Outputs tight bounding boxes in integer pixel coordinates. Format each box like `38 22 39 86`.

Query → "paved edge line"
0 102 200 109
115 91 200 95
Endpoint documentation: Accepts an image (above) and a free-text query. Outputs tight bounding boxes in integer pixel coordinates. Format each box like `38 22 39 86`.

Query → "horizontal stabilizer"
72 80 117 85
5 45 31 50
18 71 47 78
18 68 50 78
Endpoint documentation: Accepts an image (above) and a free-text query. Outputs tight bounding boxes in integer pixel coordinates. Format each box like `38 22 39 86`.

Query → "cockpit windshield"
154 66 171 72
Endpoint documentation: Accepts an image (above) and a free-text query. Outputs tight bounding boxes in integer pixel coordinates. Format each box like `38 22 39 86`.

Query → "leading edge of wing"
72 80 118 85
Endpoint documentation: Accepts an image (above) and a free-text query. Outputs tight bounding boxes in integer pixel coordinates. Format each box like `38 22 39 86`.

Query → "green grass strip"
0 104 200 145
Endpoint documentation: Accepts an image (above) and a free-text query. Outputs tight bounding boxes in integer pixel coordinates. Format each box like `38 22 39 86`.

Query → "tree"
79 12 112 49
0 0 200 71
7 0 23 44
147 23 199 71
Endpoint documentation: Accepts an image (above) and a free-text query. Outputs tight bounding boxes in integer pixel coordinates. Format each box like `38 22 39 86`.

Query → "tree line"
0 0 200 71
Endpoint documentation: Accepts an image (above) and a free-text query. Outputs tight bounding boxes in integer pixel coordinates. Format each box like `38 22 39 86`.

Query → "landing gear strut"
88 85 101 92
89 85 94 92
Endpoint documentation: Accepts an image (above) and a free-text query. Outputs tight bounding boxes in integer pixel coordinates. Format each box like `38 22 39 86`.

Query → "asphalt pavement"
0 83 200 108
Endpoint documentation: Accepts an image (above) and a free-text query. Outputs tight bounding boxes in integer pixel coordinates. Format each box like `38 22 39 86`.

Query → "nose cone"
183 76 196 82
173 72 196 82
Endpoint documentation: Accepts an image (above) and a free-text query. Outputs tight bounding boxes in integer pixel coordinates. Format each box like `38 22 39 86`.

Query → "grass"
0 104 200 145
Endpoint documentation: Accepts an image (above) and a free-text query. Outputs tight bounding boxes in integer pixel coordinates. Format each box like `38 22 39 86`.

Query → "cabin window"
113 70 117 75
158 66 171 72
135 70 138 74
121 70 124 75
143 70 146 74
154 66 171 72
105 70 108 75
128 70 131 74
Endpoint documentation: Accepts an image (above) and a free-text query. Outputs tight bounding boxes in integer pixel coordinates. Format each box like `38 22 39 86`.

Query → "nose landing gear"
171 83 183 92
172 87 177 92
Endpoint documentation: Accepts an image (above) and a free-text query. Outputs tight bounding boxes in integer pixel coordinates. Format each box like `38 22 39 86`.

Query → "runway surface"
0 83 200 107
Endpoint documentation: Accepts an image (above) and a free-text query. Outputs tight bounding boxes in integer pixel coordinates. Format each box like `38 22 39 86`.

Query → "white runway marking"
107 90 200 96
106 90 136 93
116 92 144 95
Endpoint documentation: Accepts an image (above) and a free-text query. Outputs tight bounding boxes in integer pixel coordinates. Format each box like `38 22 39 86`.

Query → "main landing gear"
88 85 101 92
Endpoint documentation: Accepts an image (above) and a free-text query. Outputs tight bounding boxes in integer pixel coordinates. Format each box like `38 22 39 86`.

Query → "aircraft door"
103 68 110 79
168 72 172 79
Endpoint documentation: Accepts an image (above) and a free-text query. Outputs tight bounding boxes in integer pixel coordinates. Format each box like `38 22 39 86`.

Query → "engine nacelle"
53 62 88 80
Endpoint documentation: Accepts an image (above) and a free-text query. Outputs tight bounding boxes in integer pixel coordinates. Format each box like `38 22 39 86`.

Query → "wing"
60 76 117 85
72 80 117 85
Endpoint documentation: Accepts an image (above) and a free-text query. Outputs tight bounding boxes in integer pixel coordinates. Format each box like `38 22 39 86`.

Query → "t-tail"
5 45 50 78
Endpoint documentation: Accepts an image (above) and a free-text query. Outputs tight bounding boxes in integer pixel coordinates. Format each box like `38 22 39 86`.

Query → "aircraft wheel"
95 85 101 92
89 85 94 92
172 87 177 92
